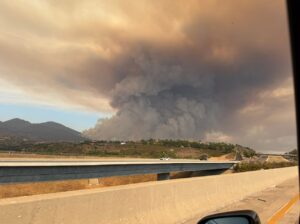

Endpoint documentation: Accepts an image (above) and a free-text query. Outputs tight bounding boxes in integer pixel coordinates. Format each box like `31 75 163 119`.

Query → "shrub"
234 161 297 172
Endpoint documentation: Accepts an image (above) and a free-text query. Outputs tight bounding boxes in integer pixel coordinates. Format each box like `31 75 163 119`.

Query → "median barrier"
0 166 297 224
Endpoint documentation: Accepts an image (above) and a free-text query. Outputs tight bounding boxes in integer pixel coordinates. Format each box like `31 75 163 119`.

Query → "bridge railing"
0 161 236 184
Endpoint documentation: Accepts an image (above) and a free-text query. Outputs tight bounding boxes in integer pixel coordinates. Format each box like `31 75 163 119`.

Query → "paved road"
0 158 235 166
0 158 235 184
184 177 299 224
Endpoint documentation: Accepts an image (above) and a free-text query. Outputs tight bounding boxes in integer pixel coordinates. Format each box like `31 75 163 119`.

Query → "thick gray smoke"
0 0 295 150
81 1 293 143
84 31 291 141
82 1 293 143
86 52 220 140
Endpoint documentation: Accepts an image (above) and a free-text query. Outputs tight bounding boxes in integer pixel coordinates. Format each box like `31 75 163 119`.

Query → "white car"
160 157 170 161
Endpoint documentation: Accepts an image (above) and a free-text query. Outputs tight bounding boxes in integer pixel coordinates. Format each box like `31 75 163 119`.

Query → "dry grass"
0 179 88 199
208 153 235 161
0 152 119 160
175 148 201 158
0 174 158 199
97 174 157 187
266 156 289 163
0 171 206 199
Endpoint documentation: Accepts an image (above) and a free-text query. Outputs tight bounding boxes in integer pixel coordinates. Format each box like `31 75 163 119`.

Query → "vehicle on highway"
160 157 170 161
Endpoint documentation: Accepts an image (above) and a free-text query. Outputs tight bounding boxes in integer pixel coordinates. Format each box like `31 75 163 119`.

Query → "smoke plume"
0 0 296 151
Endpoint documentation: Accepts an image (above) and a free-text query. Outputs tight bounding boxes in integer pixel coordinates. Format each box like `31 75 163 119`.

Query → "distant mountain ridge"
0 118 87 142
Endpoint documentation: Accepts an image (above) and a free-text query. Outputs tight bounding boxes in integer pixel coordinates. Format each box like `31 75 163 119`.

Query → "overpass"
257 153 297 158
0 160 236 184
0 166 297 224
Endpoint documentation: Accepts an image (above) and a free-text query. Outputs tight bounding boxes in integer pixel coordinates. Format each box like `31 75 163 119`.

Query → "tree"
199 154 208 160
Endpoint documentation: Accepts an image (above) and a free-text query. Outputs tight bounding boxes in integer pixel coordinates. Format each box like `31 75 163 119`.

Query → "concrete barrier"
0 167 298 224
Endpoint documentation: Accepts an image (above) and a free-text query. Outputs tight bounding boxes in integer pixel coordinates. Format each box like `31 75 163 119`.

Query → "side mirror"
198 210 261 224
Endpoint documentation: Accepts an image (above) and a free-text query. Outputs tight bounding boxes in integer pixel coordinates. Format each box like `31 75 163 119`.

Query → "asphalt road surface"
0 158 235 166
184 177 299 224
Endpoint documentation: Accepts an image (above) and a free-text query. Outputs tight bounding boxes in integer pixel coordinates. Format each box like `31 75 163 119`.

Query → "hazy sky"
0 0 296 152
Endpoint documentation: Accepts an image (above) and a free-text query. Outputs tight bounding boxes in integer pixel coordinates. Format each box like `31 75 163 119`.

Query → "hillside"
0 118 87 142
0 139 256 160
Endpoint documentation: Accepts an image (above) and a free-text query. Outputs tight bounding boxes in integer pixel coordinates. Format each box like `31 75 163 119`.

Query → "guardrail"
0 167 296 224
0 160 236 184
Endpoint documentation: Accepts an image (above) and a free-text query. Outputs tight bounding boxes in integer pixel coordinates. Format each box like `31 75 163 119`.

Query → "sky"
0 78 110 131
0 0 296 153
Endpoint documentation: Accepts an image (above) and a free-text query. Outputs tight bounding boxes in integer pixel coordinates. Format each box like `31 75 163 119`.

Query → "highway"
184 177 299 224
0 167 297 224
3 158 297 223
0 158 235 166
0 158 236 184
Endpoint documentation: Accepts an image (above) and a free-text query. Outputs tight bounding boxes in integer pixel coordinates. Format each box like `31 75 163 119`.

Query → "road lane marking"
267 193 299 224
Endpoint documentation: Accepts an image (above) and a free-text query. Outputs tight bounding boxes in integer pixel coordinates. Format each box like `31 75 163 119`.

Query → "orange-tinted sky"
0 0 296 152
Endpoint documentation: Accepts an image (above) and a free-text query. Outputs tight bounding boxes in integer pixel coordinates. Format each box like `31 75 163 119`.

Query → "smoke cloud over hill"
0 0 296 151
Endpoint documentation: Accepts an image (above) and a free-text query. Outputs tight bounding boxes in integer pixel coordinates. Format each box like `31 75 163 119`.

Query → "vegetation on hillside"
0 138 256 159
287 149 298 155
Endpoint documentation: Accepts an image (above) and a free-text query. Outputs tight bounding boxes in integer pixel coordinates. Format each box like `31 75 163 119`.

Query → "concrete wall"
0 167 298 224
